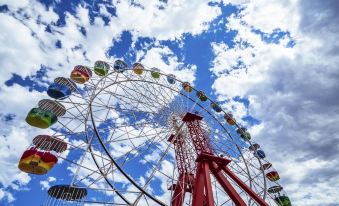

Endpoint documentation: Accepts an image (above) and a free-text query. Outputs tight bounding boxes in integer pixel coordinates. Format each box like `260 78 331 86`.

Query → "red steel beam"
222 166 269 206
210 162 247 206
191 162 206 206
202 161 214 206
171 173 187 206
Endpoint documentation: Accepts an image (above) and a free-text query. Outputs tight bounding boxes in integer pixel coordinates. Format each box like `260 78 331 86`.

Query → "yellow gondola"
133 63 144 75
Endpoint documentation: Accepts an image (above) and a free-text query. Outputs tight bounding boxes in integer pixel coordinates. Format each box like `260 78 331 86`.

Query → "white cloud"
111 0 221 40
0 188 15 203
211 0 339 205
140 46 196 83
239 0 300 34
0 0 30 9
0 125 32 188
0 85 45 119
0 13 46 85
40 176 56 190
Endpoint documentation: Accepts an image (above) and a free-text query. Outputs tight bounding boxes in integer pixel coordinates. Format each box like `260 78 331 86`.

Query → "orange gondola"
70 65 92 84
224 113 236 125
182 82 192 92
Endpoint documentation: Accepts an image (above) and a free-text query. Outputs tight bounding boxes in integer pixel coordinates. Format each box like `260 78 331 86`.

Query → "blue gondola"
47 77 76 99
47 83 71 99
254 150 266 159
114 60 128 73
167 74 176 84
211 102 222 112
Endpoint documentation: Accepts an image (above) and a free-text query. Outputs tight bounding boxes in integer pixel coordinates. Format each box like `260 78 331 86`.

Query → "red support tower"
168 112 269 206
168 116 195 206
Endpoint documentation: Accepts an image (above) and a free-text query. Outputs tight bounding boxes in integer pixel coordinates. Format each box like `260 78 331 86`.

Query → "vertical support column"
191 161 215 206
202 161 214 206
191 162 205 206
168 116 195 206
171 173 187 206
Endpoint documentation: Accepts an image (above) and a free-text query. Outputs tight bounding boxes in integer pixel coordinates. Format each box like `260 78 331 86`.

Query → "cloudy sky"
0 0 338 205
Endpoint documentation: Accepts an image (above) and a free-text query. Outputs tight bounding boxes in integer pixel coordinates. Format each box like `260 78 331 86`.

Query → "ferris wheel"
19 60 292 206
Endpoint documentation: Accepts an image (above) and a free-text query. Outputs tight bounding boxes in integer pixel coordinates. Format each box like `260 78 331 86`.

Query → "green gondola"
151 68 160 78
25 108 58 129
275 195 292 206
197 91 207 101
94 61 110 76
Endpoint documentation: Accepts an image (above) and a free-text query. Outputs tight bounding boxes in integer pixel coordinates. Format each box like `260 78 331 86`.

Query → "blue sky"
0 0 339 205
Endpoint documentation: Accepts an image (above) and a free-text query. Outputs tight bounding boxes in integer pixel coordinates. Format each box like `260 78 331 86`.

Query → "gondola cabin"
114 60 128 73
25 108 57 129
132 63 144 75
211 102 222 112
18 148 58 175
254 149 266 159
182 82 192 92
224 113 236 125
236 127 251 140
33 135 67 153
94 60 110 76
241 132 251 140
25 100 66 129
260 162 272 171
249 143 260 151
167 74 176 84
70 65 92 84
151 68 160 79
236 127 247 134
47 77 76 99
267 185 283 194
274 195 292 206
197 91 207 101
266 171 280 181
